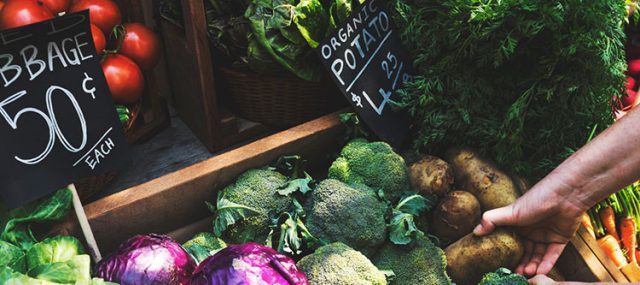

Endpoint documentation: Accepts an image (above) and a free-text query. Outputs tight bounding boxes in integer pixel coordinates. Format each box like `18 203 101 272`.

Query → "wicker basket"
220 67 343 127
74 102 141 202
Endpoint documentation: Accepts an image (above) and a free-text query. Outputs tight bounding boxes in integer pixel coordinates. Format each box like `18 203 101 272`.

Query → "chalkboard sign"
316 0 411 147
0 11 130 208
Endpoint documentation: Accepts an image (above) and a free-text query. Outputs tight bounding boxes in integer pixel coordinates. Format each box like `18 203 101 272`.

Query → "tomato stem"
103 24 127 56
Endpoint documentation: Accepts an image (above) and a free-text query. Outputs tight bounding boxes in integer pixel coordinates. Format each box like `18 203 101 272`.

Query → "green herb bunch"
392 0 627 180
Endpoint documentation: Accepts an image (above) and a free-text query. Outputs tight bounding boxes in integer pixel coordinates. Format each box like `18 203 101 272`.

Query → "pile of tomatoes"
0 0 161 106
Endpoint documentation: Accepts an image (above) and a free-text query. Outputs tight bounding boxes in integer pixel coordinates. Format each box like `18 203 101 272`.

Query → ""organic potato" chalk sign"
0 11 130 208
316 0 411 147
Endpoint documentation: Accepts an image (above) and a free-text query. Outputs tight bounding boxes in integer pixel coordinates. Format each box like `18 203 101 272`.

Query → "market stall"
1 0 640 284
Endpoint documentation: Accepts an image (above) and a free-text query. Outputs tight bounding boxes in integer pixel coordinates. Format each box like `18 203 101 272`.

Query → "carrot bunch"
585 182 640 279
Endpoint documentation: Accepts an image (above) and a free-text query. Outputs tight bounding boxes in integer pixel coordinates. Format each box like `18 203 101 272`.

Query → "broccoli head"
216 169 292 244
328 139 410 202
305 179 388 257
478 268 528 285
373 236 451 285
297 242 388 285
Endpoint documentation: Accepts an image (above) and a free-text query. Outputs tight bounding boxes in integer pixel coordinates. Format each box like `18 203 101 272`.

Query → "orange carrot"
599 207 620 243
598 234 628 268
621 217 637 263
582 212 596 239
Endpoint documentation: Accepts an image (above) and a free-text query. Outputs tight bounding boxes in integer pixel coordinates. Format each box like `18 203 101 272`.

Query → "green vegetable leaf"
268 199 324 256
277 174 314 196
293 0 329 48
210 192 261 237
26 236 85 271
183 232 227 264
388 194 434 245
0 240 25 273
27 255 91 284
395 194 434 215
1 188 72 251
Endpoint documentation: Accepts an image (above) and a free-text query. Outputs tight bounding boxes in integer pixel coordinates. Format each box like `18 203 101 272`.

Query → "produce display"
4 0 640 284
0 0 162 128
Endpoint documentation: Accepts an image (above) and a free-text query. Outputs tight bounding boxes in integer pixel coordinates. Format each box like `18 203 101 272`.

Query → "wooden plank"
53 112 344 252
577 226 630 282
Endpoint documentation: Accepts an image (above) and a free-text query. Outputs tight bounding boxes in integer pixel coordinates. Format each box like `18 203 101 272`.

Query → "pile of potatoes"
408 148 525 285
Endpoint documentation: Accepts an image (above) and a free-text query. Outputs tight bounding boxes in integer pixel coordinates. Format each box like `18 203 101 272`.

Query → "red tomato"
623 89 638 108
628 59 640 76
90 23 105 55
626 77 637 91
118 23 161 70
40 0 71 14
70 0 121 35
102 54 144 104
0 0 53 30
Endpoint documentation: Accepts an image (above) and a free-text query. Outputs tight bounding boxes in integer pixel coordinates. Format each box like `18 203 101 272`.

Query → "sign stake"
68 184 102 262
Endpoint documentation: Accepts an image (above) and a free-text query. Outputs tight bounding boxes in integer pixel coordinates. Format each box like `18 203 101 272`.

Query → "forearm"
531 107 640 211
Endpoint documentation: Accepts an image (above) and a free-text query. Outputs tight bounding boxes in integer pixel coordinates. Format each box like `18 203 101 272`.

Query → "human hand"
473 180 585 276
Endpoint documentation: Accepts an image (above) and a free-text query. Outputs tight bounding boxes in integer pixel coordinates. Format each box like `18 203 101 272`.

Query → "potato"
445 148 519 210
432 191 481 242
408 155 454 196
445 229 524 285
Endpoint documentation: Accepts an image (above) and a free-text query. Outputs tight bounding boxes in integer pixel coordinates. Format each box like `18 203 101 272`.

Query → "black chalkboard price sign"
0 11 130 208
316 0 411 147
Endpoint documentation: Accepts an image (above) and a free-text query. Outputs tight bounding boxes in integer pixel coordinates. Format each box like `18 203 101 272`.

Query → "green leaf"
0 240 25 273
388 194 433 245
293 0 329 48
277 175 314 196
183 232 227 264
27 255 91 284
394 194 434 215
1 188 72 251
211 192 261 237
26 236 85 271
388 211 424 245
268 199 323 256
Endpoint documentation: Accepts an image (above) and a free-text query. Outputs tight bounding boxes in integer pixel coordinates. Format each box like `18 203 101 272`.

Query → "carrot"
618 190 638 264
582 212 596 239
598 234 628 268
599 206 620 243
621 217 637 263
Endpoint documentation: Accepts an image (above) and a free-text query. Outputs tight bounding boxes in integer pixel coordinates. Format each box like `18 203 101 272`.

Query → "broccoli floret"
373 236 451 285
328 139 410 202
218 169 292 244
305 179 387 257
297 242 388 285
478 268 528 285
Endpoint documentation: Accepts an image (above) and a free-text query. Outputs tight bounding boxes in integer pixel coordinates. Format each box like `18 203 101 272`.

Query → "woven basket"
74 102 141 202
220 67 342 127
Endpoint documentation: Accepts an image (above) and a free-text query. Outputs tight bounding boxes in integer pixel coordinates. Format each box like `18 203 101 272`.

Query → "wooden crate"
52 111 607 282
113 0 170 144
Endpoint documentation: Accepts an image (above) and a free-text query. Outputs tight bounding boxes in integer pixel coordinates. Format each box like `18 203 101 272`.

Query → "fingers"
524 243 547 276
528 275 555 285
473 204 516 236
537 243 566 275
520 243 567 276
517 240 534 275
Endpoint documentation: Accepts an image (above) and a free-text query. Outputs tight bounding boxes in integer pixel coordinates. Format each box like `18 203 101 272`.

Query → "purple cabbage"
189 242 308 285
96 234 196 285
